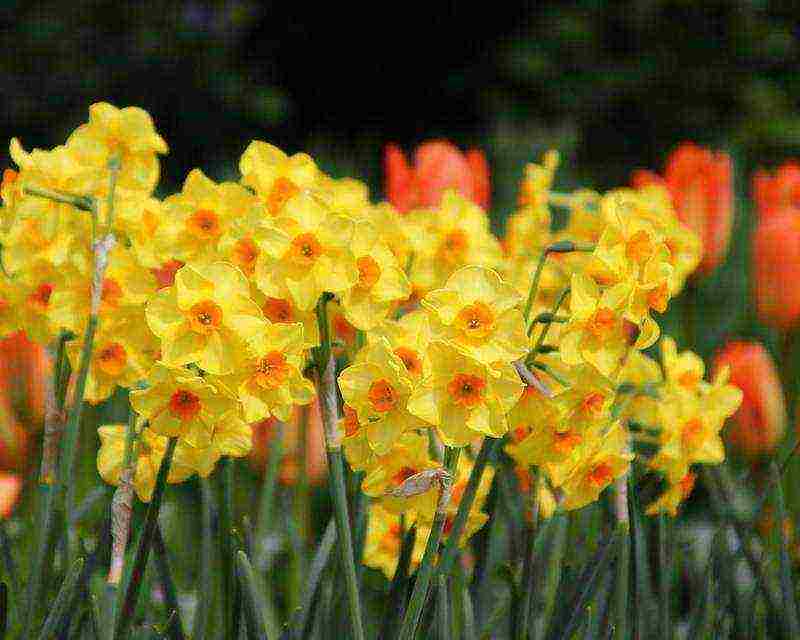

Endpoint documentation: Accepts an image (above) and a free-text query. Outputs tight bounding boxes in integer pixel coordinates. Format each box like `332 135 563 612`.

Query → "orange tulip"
0 473 21 519
751 209 800 330
753 161 800 221
632 142 733 277
713 340 786 457
383 140 490 213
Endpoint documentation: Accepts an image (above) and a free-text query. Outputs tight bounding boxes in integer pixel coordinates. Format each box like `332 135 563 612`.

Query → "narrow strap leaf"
152 524 186 640
37 557 85 640
236 550 270 640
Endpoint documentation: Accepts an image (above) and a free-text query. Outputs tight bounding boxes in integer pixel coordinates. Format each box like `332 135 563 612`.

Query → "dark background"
3 1 800 216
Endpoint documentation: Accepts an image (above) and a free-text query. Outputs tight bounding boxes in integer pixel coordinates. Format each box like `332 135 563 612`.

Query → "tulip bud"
713 341 786 457
383 140 490 213
751 209 800 331
753 161 800 222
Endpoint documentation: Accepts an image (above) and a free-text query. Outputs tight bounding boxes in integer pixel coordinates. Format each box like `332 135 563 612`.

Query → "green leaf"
37 558 85 640
771 462 800 636
152 524 186 640
236 551 269 640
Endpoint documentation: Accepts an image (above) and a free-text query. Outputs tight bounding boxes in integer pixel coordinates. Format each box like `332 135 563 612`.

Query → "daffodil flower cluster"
0 104 742 581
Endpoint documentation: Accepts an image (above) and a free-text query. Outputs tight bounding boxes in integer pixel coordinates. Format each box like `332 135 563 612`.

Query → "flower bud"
753 161 800 221
383 140 490 213
713 340 786 457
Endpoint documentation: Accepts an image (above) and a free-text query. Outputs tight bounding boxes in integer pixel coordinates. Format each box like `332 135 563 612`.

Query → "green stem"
36 557 85 640
437 437 498 577
436 574 451 640
516 468 542 640
193 478 214 640
23 185 93 211
236 551 269 640
113 437 177 640
530 286 570 346
152 525 186 640
313 295 365 640
398 447 461 640
613 472 631 640
658 514 671 640
254 419 283 566
220 457 236 640
771 462 800 637
522 250 549 325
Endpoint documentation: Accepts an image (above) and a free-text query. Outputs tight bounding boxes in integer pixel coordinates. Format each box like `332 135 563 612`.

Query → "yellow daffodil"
129 363 240 448
96 425 194 502
239 141 320 217
172 410 252 478
230 320 315 423
340 220 411 330
407 341 523 447
251 283 319 349
338 338 422 454
254 192 358 311
559 421 633 510
145 262 264 374
645 472 696 517
367 310 432 384
67 102 168 195
422 265 528 364
14 261 65 345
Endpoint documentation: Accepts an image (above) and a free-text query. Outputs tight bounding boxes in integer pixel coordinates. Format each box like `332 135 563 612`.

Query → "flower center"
169 389 201 421
580 392 606 417
679 472 697 498
96 342 127 376
254 351 289 388
101 278 124 310
289 232 322 266
587 462 613 488
356 255 381 289
456 302 495 340
552 430 583 455
263 297 295 323
189 300 223 335
392 466 417 486
367 379 400 413
586 308 617 339
379 523 402 554
681 417 704 449
187 209 222 240
266 177 299 216
332 313 356 345
438 230 468 263
447 373 486 407
511 425 529 443
626 230 654 264
231 237 259 275
28 283 54 312
343 405 360 437
677 370 700 390
152 259 184 290
647 282 669 313
394 347 422 378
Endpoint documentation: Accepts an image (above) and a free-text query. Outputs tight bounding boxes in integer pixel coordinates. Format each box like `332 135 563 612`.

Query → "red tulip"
713 341 786 457
752 209 800 330
753 161 800 221
383 140 490 213
633 142 733 277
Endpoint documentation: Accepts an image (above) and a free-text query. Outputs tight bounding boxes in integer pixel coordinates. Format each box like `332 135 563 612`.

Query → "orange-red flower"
633 142 732 277
753 161 800 221
751 210 800 330
383 140 490 212
712 341 786 457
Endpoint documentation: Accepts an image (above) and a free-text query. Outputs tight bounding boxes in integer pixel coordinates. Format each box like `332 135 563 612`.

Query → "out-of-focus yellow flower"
317 176 371 219
3 140 95 274
130 364 239 448
367 310 432 384
365 202 412 267
229 321 315 423
363 504 411 579
340 220 411 330
422 266 527 364
342 405 376 472
97 424 194 502
114 194 166 269
67 102 168 195
554 365 616 431
338 339 422 454
404 190 502 293
646 472 696 517
145 262 264 374
67 318 157 404
559 421 633 511
517 150 559 212
239 142 320 217
0 276 22 339
407 341 523 447
14 261 65 345
616 351 663 426
254 192 358 311
559 273 657 378
157 170 257 266
252 283 320 348
660 336 705 395
172 410 252 478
